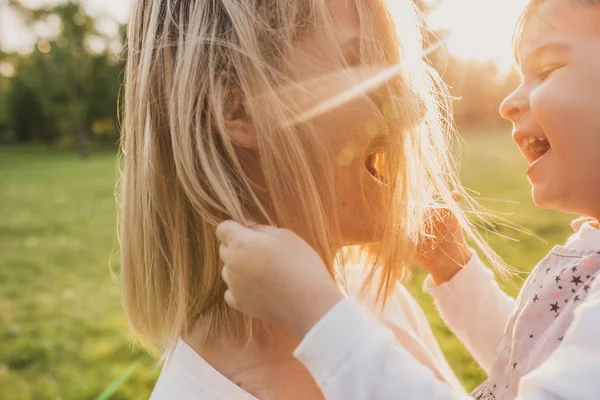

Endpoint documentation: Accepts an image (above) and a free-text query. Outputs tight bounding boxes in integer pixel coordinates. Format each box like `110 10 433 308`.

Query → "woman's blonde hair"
119 0 504 355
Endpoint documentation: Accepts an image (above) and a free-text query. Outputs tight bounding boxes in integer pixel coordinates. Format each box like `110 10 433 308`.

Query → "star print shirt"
470 222 600 399
293 221 600 400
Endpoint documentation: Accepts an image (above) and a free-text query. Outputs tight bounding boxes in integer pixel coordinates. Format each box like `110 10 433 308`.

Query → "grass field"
0 131 575 399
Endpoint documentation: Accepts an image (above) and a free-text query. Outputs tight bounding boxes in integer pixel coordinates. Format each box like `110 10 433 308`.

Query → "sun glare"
427 0 528 69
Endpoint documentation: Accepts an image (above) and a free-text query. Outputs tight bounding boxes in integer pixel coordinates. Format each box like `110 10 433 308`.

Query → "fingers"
219 244 230 264
216 220 246 245
244 219 258 228
250 223 281 235
217 220 281 246
242 218 281 234
222 266 242 312
221 263 230 286
224 289 239 310
222 268 241 311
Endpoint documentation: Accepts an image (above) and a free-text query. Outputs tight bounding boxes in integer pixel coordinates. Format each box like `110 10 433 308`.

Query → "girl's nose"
499 86 528 123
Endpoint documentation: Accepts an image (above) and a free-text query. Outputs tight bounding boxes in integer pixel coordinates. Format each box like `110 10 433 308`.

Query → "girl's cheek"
529 83 557 126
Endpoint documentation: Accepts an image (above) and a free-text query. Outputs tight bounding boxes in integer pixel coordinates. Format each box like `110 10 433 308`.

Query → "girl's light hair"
119 0 505 355
514 0 600 62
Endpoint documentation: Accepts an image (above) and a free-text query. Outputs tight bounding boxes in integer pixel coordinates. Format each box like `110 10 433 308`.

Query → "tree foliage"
1 1 125 156
0 0 521 155
414 0 519 128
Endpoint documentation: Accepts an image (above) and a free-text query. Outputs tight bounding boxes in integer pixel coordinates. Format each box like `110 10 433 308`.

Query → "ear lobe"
224 119 258 149
221 86 258 150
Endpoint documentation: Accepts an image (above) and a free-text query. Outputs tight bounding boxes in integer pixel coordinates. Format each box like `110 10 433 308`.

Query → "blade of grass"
94 361 140 400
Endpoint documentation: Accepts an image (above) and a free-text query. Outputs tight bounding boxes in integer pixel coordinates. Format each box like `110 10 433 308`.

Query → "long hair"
119 0 504 356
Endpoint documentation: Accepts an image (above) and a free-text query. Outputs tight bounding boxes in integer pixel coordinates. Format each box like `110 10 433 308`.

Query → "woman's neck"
186 323 324 399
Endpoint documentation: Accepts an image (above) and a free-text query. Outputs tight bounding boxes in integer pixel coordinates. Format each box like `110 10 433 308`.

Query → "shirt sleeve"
294 280 600 400
423 250 516 373
294 298 470 400
343 262 462 388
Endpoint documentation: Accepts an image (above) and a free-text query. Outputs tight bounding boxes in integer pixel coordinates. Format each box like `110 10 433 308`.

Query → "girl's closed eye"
536 63 564 81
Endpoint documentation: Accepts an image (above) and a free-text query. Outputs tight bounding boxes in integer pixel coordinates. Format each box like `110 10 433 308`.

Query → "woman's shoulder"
149 339 258 400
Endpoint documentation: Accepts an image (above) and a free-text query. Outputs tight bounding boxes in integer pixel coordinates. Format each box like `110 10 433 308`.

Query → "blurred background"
0 0 575 399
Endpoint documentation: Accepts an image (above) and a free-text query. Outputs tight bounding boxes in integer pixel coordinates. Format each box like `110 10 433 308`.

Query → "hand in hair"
217 220 344 339
415 193 472 286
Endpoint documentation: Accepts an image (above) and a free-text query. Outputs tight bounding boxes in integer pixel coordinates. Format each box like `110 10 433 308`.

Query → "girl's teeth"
519 136 548 149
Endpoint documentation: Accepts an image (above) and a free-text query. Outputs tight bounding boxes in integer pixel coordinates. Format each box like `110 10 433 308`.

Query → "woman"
119 0 499 398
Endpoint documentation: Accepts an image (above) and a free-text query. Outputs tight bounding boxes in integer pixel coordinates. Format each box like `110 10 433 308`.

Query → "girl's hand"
216 220 344 339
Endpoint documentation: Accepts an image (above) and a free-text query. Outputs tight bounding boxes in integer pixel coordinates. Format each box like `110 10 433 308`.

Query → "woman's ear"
222 87 258 150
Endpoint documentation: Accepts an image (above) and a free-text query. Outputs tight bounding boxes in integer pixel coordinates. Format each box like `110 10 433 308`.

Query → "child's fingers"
224 289 239 311
221 264 231 286
219 244 230 264
244 219 258 228
216 220 252 245
249 223 281 235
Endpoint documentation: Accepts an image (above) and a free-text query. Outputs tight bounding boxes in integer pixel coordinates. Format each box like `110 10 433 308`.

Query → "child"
217 0 600 398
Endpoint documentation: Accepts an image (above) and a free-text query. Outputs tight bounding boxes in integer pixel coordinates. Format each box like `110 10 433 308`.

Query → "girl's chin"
531 185 551 209
531 183 566 213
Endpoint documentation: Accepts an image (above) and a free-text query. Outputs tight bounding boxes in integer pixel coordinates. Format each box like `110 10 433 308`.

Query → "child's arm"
294 281 600 400
217 220 600 399
216 216 515 372
294 297 471 399
414 206 516 373
423 251 516 373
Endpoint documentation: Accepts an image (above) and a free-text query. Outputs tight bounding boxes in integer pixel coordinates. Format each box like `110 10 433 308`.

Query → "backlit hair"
119 0 504 356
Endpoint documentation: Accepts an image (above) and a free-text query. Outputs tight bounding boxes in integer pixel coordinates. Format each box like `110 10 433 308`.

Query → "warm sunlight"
428 0 529 69
3 0 530 70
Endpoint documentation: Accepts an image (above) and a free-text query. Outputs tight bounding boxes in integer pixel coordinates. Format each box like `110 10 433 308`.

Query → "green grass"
0 131 575 398
0 147 157 400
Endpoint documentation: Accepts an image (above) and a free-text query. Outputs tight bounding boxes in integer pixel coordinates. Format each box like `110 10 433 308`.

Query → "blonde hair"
119 0 504 355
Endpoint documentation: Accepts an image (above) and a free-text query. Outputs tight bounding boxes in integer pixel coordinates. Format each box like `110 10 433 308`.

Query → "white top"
294 223 600 399
149 263 462 399
469 222 600 399
149 339 259 400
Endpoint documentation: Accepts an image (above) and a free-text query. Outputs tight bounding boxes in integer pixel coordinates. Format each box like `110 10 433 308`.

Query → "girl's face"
500 2 600 220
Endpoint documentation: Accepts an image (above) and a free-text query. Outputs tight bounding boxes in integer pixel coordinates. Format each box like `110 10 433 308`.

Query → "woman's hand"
216 220 344 339
415 198 472 286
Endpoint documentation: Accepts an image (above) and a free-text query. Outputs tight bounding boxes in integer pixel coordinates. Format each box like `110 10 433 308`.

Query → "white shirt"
294 223 600 399
149 339 259 400
149 263 462 399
